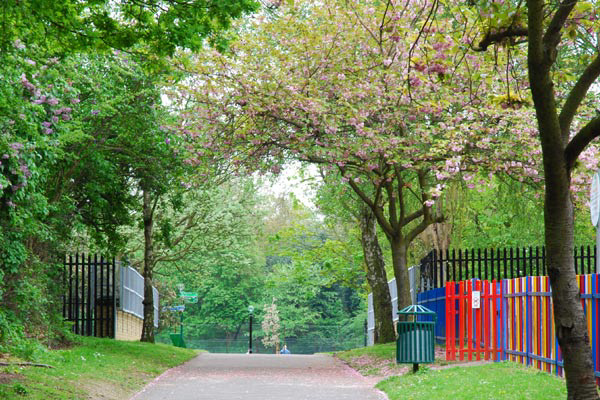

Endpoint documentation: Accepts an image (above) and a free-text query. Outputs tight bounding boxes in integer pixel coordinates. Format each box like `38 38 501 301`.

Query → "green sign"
180 291 198 304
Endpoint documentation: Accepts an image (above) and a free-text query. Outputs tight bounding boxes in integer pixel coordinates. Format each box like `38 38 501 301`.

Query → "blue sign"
167 305 185 312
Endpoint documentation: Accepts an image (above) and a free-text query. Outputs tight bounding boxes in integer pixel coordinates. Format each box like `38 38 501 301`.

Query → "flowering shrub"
261 299 281 351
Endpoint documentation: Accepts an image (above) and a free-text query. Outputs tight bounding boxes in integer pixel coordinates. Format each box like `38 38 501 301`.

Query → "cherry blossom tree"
175 0 541 312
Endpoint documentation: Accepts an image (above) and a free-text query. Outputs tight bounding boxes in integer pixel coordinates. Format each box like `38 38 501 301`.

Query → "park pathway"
132 353 387 400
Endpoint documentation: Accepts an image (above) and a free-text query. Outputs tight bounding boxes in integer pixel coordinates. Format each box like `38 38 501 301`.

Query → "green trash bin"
396 304 436 372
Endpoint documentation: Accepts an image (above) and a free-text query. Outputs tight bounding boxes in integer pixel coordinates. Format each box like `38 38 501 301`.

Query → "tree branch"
401 209 424 227
345 173 395 236
385 180 399 231
474 26 528 52
0 362 54 368
565 116 600 171
542 0 577 64
559 54 600 140
405 214 444 246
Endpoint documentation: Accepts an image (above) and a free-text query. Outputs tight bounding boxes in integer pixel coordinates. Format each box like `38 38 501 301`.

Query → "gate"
445 280 503 361
63 254 116 338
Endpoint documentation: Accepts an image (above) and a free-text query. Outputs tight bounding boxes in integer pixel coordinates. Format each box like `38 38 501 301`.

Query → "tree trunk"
545 169 596 398
359 206 396 344
389 236 412 315
526 0 598 392
543 161 596 397
141 188 155 343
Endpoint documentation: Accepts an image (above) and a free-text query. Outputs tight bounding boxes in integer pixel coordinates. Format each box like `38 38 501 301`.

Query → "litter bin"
396 304 436 372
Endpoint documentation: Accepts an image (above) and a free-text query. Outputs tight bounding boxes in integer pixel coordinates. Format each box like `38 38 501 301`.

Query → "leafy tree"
1 0 259 56
176 0 541 313
470 0 600 394
316 173 395 343
146 179 265 347
258 193 366 343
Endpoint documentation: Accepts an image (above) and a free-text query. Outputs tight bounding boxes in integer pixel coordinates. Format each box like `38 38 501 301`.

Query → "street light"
248 306 254 354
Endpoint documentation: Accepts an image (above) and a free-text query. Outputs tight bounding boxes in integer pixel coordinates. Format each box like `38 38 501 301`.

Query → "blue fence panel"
417 287 446 342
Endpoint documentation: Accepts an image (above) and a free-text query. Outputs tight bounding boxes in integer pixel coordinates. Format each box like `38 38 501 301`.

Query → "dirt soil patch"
83 370 154 400
338 346 492 380
0 372 23 385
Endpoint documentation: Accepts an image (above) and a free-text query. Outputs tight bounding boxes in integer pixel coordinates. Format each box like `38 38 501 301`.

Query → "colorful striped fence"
443 275 600 382
445 280 503 362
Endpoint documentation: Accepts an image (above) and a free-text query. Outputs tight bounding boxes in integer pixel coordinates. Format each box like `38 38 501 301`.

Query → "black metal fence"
419 245 597 290
157 322 366 354
63 254 116 338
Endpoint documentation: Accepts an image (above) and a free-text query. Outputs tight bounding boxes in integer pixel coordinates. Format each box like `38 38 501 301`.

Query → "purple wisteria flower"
13 39 25 50
91 110 100 115
20 74 36 91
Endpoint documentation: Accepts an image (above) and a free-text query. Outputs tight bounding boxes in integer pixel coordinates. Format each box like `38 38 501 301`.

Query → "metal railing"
119 264 159 328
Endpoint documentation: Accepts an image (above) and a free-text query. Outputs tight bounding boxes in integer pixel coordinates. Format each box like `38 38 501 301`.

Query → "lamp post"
248 305 254 354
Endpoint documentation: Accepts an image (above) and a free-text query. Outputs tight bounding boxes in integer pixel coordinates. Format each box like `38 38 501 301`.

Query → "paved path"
132 353 387 400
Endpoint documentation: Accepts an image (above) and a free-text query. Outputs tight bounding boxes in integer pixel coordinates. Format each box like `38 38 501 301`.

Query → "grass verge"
376 362 567 400
0 336 198 399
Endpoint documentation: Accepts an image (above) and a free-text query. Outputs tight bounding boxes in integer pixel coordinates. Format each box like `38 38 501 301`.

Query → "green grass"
337 344 569 399
0 337 198 399
377 362 568 400
336 342 397 361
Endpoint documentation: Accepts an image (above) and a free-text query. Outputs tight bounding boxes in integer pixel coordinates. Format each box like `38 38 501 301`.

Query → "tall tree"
316 173 395 343
176 0 539 312
527 1 600 396
470 0 600 395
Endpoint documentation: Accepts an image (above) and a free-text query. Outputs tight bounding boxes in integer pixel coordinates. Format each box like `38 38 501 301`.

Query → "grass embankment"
0 337 198 399
336 342 451 376
336 343 567 399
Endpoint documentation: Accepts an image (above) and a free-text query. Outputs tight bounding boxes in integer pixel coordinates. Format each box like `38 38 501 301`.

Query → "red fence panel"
445 279 503 362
